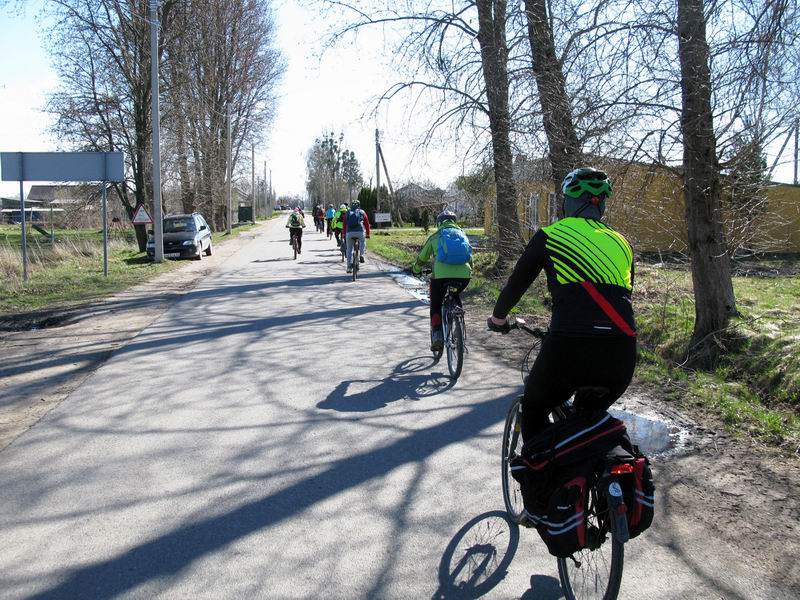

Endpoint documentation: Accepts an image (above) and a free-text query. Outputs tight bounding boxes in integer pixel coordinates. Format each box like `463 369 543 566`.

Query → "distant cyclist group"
288 200 372 274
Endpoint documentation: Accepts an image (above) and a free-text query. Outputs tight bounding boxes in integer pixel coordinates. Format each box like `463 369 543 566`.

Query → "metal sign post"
1 151 125 280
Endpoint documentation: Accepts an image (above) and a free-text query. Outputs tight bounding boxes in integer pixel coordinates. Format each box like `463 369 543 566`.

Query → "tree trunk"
475 0 524 272
523 0 581 218
678 0 738 367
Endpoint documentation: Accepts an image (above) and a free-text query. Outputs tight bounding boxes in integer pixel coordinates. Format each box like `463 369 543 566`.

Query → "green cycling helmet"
561 167 612 201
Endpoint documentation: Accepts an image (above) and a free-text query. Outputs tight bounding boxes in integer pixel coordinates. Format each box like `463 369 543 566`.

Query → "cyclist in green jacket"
412 211 472 351
331 203 347 248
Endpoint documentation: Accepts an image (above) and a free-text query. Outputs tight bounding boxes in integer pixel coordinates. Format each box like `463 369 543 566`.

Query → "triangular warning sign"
131 204 153 225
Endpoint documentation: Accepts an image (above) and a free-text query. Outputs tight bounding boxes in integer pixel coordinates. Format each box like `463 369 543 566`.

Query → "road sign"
131 204 153 225
374 212 392 223
0 152 124 182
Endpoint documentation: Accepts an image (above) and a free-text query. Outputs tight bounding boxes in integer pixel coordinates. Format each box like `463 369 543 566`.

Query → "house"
484 157 800 254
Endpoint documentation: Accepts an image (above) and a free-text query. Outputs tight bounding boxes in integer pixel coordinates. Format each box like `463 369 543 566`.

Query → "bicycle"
501 318 627 600
290 231 300 260
422 271 467 380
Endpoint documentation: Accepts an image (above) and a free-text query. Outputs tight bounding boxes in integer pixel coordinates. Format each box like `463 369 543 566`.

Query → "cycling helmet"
328 204 333 208
340 204 347 210
436 210 457 225
293 207 300 213
352 201 360 209
561 167 612 201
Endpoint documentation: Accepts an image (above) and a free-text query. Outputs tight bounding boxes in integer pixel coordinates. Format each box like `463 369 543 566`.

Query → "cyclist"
342 200 370 274
332 203 347 248
325 203 335 237
412 211 472 352
487 167 636 443
286 207 305 254
315 204 325 232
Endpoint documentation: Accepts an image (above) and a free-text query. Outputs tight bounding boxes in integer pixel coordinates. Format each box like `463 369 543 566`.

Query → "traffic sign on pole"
131 204 153 225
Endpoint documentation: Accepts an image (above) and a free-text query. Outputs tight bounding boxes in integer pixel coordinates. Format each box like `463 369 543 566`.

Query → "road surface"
0 219 789 599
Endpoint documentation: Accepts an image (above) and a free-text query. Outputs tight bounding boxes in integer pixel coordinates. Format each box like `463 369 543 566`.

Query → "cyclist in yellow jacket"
487 167 636 442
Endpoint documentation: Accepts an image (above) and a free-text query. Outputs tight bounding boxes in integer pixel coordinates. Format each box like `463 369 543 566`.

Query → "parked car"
147 213 213 260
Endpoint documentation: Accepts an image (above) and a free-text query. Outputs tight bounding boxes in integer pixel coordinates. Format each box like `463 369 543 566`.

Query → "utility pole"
226 109 232 234
269 169 272 210
264 161 272 219
794 119 798 185
251 144 256 223
375 129 381 212
149 0 163 263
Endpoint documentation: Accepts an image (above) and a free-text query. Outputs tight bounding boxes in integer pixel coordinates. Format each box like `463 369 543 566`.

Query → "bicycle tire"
501 397 527 524
293 238 298 260
557 485 625 600
446 312 464 380
352 246 359 281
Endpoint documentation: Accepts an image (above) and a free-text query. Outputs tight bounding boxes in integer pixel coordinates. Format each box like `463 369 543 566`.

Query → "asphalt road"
0 219 787 599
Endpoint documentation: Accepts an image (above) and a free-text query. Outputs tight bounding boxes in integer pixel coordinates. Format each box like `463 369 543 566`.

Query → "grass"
0 221 264 314
369 226 800 450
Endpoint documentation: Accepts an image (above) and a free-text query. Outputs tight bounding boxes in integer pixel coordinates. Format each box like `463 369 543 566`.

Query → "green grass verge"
370 227 800 449
0 221 263 315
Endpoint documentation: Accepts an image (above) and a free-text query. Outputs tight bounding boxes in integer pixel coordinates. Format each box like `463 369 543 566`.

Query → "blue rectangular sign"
0 152 125 182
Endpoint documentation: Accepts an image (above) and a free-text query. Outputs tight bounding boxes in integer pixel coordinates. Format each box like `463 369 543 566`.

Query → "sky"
0 1 797 200
0 0 467 200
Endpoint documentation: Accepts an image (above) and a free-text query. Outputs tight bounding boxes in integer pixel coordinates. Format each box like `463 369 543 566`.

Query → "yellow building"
485 161 800 253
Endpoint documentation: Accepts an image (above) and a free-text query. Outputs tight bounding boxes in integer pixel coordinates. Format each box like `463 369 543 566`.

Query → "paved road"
0 220 787 599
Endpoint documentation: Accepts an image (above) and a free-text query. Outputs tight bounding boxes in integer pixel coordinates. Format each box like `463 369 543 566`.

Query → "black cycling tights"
522 334 637 441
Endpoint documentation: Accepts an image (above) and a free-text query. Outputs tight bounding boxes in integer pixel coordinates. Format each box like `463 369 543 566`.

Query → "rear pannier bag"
509 411 628 556
605 437 655 539
526 462 593 557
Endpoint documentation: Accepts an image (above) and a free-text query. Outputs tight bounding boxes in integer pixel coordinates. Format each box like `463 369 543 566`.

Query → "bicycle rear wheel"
445 310 464 380
352 247 359 281
501 397 527 524
557 485 624 600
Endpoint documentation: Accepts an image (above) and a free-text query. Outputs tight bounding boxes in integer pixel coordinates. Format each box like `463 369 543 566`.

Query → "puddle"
386 269 430 303
609 409 686 456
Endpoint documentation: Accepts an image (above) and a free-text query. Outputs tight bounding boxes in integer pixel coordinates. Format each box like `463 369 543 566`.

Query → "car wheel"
205 240 213 256
195 243 203 260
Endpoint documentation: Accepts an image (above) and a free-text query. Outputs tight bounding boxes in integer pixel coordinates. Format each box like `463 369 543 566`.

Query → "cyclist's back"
488 168 636 441
412 211 472 351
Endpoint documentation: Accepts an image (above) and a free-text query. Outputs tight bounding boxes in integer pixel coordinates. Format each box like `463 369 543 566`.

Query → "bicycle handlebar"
509 317 546 339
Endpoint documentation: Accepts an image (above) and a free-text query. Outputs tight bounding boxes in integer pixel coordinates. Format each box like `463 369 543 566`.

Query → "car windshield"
163 217 196 233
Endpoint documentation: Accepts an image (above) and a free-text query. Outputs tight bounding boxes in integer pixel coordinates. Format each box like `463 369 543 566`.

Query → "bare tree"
45 0 180 250
320 1 524 269
520 0 581 217
163 0 284 230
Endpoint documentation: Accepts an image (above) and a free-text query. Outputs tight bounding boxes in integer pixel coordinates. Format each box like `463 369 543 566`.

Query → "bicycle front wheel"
445 312 464 380
501 397 526 524
557 486 624 600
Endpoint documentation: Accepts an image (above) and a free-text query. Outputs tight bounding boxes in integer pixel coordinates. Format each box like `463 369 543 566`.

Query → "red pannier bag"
509 410 628 557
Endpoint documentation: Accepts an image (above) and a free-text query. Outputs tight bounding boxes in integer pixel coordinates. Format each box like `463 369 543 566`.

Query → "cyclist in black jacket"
488 167 636 442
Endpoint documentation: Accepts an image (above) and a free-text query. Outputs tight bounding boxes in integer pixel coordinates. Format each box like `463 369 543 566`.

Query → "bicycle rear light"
610 464 635 475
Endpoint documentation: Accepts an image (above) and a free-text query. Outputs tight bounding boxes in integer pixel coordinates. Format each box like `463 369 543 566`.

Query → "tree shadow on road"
24 389 516 600
317 356 454 412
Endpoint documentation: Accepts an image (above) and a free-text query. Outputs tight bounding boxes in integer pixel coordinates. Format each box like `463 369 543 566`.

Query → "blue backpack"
346 209 365 231
436 227 472 265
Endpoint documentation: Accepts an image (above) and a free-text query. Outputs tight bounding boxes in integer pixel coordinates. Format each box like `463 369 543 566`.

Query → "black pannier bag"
605 437 655 538
509 410 628 557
